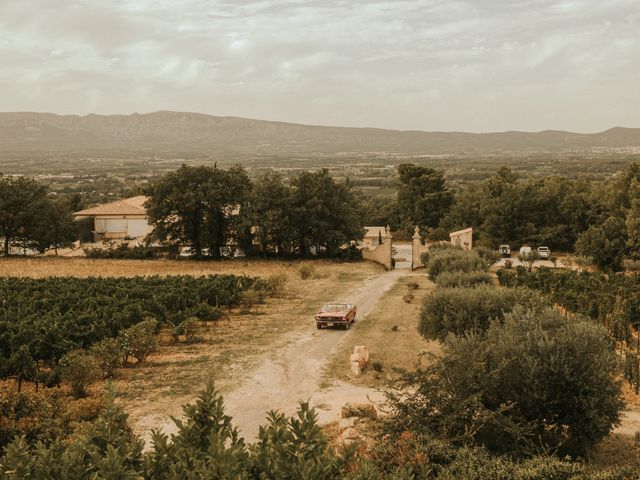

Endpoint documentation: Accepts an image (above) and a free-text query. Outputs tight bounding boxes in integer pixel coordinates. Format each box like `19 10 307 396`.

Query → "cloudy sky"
0 0 638 132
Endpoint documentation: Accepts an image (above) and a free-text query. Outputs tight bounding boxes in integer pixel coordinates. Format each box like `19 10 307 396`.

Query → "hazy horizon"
1 1 639 133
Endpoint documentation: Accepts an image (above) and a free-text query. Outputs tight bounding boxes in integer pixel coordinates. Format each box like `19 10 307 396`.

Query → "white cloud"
0 0 638 131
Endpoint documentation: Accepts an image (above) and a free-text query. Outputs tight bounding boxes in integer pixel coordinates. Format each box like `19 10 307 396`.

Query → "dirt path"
153 267 410 441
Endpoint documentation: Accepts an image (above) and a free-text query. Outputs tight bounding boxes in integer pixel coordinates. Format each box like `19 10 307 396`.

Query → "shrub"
406 282 419 290
419 286 545 340
371 361 383 372
90 338 121 378
339 244 363 261
266 272 288 297
59 350 100 398
84 244 159 259
474 246 500 266
189 302 226 324
419 242 460 267
435 271 494 288
390 306 624 458
118 319 158 366
298 264 315 280
504 259 513 269
426 249 488 279
180 317 200 343
0 381 356 478
518 250 540 272
240 289 261 313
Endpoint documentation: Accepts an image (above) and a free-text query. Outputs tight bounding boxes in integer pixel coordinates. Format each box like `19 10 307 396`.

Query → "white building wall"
126 218 152 238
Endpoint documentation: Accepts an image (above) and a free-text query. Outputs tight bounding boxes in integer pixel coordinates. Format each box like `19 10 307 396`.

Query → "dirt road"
154 267 410 440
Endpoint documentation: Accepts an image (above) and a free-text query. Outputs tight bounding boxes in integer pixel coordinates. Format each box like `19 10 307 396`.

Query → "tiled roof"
74 195 148 216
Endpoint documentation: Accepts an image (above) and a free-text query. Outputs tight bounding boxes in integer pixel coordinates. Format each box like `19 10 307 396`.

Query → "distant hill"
0 111 639 155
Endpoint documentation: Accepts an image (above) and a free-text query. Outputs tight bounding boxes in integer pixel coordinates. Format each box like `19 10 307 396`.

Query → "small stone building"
362 226 387 249
449 227 473 250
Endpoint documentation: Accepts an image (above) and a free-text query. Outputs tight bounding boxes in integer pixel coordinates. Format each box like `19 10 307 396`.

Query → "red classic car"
315 303 357 329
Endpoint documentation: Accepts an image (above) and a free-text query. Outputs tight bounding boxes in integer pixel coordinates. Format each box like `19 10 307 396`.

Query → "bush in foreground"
391 306 623 458
419 285 545 340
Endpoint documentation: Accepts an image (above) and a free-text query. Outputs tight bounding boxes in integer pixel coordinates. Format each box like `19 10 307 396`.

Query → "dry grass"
0 257 351 279
322 274 440 388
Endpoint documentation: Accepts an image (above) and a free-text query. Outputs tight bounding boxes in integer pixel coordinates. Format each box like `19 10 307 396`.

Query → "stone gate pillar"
385 225 393 269
412 226 421 270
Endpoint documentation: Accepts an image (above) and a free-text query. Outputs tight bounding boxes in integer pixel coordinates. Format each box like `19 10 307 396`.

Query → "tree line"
145 165 362 259
368 162 640 271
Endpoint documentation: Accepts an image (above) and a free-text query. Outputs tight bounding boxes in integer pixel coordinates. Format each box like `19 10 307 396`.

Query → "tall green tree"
0 175 49 256
241 172 297 256
575 216 628 271
29 196 77 254
145 165 251 258
291 169 362 256
396 164 453 231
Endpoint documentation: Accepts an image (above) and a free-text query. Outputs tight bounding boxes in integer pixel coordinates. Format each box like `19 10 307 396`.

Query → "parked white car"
519 246 533 257
537 246 550 259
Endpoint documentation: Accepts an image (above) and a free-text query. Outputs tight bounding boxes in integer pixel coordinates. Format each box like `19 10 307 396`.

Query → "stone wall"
362 226 393 269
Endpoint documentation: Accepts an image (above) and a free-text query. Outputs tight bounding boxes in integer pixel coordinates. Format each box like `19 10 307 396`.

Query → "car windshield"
321 304 348 313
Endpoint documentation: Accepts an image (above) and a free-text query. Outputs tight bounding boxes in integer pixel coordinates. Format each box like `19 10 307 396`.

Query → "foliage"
396 164 454 231
419 286 545 340
362 432 633 480
425 248 489 279
474 246 501 266
266 273 288 298
1 381 356 479
146 164 251 258
339 244 363 261
59 350 100 398
85 244 159 259
434 271 494 288
392 307 623 458
89 338 121 378
291 169 363 257
419 242 460 267
239 288 262 314
238 171 298 257
575 216 628 271
0 274 265 386
0 389 104 451
0 175 49 256
518 250 540 272
298 264 315 280
118 319 158 365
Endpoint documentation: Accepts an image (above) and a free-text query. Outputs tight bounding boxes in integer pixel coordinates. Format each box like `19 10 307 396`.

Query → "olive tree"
391 306 623 458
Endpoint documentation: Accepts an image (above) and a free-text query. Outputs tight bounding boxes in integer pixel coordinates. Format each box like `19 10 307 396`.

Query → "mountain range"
0 111 639 155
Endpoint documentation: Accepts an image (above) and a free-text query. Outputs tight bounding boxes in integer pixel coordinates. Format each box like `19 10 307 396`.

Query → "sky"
0 0 639 133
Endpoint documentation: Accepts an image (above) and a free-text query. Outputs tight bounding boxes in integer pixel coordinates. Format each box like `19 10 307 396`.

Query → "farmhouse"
362 226 387 249
449 227 473 250
73 195 152 242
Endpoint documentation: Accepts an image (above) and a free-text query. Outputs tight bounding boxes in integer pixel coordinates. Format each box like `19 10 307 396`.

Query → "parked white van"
519 246 533 256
